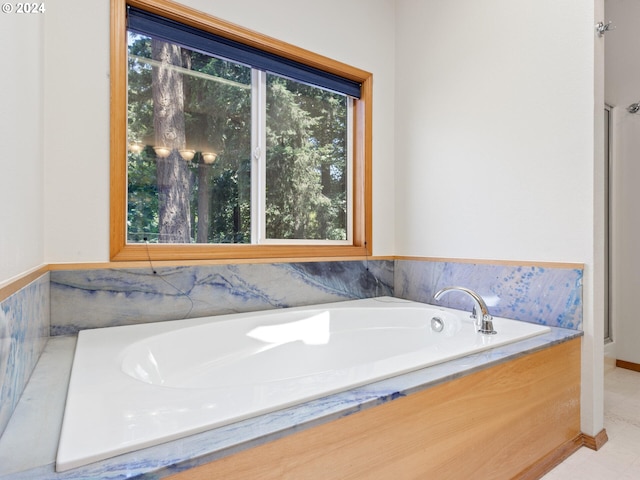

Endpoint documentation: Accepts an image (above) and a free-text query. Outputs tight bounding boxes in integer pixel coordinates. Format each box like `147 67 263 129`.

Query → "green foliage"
209 164 251 243
266 76 347 240
127 147 159 242
126 33 348 244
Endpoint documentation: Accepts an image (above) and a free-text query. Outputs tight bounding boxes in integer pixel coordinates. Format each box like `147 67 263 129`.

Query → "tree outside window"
127 33 350 245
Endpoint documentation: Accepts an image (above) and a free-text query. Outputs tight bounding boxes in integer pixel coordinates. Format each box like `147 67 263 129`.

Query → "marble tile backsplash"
395 260 583 330
48 259 582 334
50 261 394 335
0 274 50 436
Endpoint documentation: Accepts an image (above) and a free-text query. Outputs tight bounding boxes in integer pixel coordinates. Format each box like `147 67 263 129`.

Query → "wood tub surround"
167 338 582 480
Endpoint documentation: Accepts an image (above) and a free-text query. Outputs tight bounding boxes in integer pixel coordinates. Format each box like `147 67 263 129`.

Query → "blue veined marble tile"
0 274 50 437
394 260 582 330
50 261 394 335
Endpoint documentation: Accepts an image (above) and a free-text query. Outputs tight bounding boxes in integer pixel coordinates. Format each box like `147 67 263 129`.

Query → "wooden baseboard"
616 359 640 373
515 434 583 479
516 429 608 478
582 429 609 451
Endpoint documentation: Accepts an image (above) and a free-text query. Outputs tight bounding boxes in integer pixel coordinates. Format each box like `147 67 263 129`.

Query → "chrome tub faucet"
433 286 497 335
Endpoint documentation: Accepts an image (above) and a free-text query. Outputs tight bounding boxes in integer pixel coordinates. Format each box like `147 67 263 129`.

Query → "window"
111 0 372 261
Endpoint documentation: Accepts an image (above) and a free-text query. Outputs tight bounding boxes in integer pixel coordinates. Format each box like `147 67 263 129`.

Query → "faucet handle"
470 305 479 324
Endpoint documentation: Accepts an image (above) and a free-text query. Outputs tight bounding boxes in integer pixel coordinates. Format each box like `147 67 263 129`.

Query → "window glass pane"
265 74 349 240
127 32 252 244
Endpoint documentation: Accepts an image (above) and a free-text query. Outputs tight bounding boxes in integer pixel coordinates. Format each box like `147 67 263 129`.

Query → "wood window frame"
110 0 373 262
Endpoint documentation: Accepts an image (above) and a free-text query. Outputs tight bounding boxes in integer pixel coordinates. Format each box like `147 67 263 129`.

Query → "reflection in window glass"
127 33 252 244
126 32 350 245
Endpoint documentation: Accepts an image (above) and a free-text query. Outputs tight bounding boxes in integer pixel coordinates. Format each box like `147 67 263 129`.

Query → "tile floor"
541 367 640 479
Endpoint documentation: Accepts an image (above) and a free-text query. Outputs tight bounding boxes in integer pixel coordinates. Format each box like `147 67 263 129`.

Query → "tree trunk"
196 162 211 242
152 38 191 243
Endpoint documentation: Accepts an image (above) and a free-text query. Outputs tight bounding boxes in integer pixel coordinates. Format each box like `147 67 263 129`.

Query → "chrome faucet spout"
433 286 497 335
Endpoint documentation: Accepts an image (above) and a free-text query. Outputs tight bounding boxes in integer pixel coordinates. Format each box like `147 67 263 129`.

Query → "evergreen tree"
126 34 348 244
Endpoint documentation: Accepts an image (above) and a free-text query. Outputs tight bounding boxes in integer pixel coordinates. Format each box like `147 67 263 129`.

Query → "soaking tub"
56 296 550 472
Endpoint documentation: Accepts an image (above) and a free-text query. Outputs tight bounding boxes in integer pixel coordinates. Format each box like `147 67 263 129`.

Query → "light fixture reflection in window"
128 142 145 154
202 152 217 164
179 149 196 161
153 146 171 158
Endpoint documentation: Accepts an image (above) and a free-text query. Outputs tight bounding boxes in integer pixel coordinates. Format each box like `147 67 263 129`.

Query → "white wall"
41 0 397 262
605 0 640 364
394 0 593 263
0 12 45 286
42 0 111 263
394 0 604 436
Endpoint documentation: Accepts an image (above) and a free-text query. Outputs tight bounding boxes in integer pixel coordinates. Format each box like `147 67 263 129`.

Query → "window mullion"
346 98 354 243
251 69 267 244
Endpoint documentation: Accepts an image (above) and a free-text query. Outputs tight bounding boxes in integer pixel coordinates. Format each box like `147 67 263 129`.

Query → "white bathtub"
56 296 550 472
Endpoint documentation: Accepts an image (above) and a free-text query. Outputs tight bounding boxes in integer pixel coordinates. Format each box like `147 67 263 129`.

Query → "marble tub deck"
0 327 582 480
